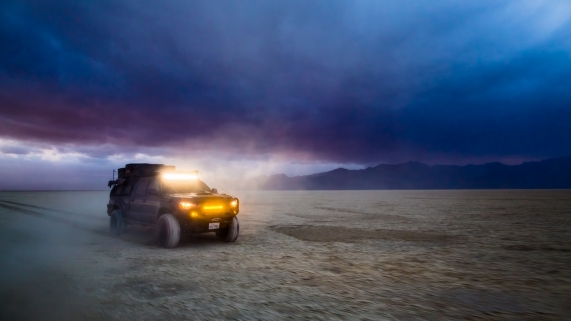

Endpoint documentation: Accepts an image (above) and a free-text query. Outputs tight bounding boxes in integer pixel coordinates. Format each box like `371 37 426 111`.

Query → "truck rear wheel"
156 214 180 248
216 217 239 242
110 209 126 236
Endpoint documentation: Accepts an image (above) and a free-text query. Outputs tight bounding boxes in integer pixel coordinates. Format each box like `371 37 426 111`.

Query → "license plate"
208 223 220 230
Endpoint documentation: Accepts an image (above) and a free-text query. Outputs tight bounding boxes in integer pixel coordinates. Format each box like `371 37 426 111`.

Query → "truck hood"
166 193 234 200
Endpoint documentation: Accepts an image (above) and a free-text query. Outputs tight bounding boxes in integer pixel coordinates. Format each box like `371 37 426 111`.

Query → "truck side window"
148 179 160 195
122 181 134 196
135 180 150 196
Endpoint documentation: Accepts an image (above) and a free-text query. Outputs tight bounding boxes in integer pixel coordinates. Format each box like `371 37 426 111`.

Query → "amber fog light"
203 205 223 211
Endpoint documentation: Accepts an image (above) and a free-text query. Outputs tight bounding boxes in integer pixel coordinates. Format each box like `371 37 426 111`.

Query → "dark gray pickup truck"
107 163 239 248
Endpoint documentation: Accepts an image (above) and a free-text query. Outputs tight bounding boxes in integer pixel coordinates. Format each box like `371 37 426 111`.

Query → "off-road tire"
216 216 239 242
156 214 181 248
110 209 126 236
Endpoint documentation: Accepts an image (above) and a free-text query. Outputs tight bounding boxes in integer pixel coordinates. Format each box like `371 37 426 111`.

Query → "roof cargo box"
117 168 126 179
124 163 176 178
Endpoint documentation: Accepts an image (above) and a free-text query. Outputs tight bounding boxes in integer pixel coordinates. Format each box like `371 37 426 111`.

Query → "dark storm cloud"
1 0 570 164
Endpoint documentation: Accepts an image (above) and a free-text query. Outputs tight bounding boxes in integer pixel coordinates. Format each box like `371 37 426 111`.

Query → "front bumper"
178 214 235 234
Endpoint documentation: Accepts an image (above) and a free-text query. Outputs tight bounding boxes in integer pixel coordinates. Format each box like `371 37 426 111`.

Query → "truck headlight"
179 201 195 210
230 199 238 207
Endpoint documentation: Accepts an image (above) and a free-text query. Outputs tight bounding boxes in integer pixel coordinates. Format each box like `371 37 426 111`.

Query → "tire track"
0 202 43 217
0 200 101 221
0 201 108 237
313 206 411 222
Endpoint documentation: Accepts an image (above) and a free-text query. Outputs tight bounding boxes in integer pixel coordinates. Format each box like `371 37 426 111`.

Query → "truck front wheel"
216 217 239 242
156 214 181 248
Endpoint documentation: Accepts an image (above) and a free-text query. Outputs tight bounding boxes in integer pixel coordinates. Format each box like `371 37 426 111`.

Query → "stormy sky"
1 0 570 189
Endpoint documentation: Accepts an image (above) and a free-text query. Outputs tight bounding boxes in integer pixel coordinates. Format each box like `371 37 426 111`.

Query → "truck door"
139 178 161 223
130 179 150 223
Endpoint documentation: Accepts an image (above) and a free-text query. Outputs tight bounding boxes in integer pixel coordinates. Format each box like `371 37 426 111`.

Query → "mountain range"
238 156 571 190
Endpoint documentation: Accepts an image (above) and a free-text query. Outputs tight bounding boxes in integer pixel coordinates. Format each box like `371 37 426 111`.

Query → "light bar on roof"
162 170 199 180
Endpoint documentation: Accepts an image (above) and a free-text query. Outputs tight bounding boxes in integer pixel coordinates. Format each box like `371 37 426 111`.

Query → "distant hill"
240 156 571 190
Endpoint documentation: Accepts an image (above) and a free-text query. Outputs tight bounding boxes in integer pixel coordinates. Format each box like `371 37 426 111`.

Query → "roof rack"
108 163 176 188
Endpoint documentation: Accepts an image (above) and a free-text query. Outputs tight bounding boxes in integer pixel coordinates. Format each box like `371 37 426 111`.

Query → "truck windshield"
161 179 212 194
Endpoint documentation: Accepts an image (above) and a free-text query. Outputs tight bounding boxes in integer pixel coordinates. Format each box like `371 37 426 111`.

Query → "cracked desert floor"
0 190 570 320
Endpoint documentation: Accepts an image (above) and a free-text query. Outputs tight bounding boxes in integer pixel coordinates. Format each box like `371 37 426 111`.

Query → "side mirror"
211 188 218 194
147 188 158 195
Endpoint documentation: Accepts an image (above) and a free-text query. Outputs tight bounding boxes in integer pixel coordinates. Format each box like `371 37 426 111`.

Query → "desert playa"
0 190 570 320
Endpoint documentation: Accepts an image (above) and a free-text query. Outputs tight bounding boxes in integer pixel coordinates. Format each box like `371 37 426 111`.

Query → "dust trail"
0 195 109 321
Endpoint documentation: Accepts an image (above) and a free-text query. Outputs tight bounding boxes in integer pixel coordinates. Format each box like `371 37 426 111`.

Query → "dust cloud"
1 190 570 320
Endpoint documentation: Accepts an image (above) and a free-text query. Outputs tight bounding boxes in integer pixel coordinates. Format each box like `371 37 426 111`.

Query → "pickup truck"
107 163 239 248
